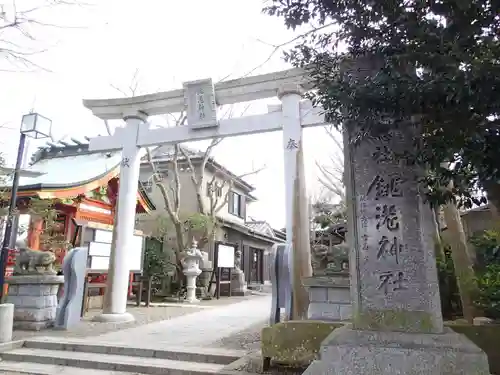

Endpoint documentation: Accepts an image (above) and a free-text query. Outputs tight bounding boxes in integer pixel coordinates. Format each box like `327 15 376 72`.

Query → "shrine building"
11 137 154 257
1 137 155 303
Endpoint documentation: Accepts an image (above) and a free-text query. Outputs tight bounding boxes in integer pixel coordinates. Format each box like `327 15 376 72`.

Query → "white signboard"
126 235 144 272
88 241 111 257
90 255 110 270
217 244 235 268
87 233 144 272
183 78 218 129
94 229 113 244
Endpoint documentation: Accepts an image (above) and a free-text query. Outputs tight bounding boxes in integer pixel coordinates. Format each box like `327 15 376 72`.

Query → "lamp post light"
0 113 52 302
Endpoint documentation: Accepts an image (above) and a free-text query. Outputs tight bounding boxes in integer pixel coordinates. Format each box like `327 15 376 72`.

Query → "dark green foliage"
436 246 463 320
470 230 500 319
264 0 499 207
470 230 500 268
475 264 500 319
142 238 172 282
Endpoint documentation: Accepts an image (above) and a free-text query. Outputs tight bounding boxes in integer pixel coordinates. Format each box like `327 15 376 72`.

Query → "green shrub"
468 230 500 319
475 264 500 320
470 230 500 268
143 238 173 283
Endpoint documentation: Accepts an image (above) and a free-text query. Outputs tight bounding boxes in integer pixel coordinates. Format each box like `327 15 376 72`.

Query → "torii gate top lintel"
83 67 309 120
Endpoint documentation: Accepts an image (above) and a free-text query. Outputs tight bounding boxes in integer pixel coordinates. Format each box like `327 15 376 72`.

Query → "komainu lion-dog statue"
13 239 57 275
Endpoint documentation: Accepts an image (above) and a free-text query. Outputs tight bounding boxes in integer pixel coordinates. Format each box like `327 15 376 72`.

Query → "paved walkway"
92 295 271 348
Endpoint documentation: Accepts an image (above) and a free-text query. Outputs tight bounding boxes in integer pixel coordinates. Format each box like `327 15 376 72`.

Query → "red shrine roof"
7 137 155 213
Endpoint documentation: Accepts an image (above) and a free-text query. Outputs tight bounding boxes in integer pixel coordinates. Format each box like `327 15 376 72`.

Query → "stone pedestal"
7 275 64 331
0 303 14 343
303 274 351 321
231 269 248 296
184 269 201 303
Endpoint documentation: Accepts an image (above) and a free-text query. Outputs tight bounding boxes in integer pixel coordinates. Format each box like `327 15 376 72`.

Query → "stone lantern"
181 239 204 303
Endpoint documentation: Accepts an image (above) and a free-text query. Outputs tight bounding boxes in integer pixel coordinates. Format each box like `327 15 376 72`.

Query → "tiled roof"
245 220 277 238
16 137 121 190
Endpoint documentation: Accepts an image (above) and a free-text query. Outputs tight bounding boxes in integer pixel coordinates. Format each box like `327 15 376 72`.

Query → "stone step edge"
1 348 225 375
0 340 24 353
0 359 136 375
23 337 246 365
0 359 261 375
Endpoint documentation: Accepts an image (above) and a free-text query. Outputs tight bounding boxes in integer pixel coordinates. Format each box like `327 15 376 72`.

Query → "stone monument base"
231 270 249 296
303 325 490 375
303 274 351 321
7 275 64 331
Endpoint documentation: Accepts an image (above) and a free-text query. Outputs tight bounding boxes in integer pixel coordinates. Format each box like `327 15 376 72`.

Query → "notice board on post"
212 242 236 299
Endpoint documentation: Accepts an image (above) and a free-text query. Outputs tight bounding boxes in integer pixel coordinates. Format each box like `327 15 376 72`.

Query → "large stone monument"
304 57 489 374
231 249 248 296
303 242 351 321
181 240 203 303
7 242 64 330
55 246 88 329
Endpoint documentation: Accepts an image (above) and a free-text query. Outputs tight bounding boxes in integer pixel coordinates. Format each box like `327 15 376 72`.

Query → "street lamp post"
0 113 52 302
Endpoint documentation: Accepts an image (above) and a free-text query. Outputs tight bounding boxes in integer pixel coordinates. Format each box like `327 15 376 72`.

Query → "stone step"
1 347 226 375
23 337 245 365
0 359 135 375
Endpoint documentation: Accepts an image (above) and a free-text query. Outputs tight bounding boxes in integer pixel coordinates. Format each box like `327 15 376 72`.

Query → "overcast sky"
0 0 342 229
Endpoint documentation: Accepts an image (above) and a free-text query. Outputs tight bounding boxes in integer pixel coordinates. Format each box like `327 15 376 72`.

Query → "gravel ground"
214 321 306 375
12 295 259 342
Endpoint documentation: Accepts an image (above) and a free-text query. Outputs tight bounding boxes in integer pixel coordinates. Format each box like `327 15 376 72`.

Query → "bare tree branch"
109 68 141 97
218 22 336 82
0 0 91 71
316 127 345 201
212 164 266 215
171 144 181 215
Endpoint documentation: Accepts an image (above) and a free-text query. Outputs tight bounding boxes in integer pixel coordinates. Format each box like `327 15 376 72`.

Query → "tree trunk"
442 199 478 324
173 221 185 283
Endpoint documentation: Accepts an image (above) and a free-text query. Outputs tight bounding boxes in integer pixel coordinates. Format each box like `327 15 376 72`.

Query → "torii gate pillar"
93 111 148 323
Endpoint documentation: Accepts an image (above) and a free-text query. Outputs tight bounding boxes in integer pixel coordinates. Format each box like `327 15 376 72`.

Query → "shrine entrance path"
91 295 270 348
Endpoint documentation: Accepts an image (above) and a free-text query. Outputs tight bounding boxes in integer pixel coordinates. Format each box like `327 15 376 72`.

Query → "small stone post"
181 240 203 304
0 303 14 343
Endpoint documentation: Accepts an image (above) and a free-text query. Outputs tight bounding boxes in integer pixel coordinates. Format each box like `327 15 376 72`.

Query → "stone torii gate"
83 68 329 322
